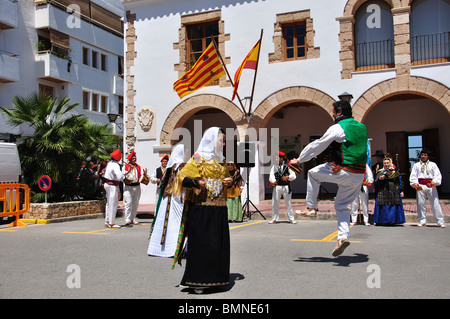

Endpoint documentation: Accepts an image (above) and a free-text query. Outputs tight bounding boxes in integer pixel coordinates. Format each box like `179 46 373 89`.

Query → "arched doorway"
249 86 337 199
363 93 450 196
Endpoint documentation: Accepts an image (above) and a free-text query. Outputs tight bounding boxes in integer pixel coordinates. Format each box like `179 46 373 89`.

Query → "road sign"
38 175 52 192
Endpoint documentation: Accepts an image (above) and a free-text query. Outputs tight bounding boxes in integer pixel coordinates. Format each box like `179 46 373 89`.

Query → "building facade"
0 0 125 141
123 0 450 204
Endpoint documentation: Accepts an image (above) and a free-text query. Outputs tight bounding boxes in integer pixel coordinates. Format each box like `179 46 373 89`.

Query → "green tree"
0 92 119 202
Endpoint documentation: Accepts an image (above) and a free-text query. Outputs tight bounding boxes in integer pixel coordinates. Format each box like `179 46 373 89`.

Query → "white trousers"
307 163 364 240
351 185 369 223
272 185 294 221
123 184 141 222
416 185 445 225
104 183 119 225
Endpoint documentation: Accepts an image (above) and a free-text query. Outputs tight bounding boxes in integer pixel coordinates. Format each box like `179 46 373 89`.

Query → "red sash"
418 178 432 185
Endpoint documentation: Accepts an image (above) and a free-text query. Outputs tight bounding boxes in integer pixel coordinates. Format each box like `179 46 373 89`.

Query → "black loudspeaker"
237 142 256 167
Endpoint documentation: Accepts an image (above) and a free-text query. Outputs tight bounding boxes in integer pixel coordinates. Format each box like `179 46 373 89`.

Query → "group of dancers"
138 99 445 294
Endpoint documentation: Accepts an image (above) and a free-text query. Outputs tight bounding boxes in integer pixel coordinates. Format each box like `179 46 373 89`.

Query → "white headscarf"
195 127 224 161
167 144 185 168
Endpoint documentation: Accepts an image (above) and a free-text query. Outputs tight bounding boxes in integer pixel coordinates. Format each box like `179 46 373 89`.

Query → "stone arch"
159 94 247 146
353 76 450 122
337 0 409 80
248 86 337 133
342 0 399 16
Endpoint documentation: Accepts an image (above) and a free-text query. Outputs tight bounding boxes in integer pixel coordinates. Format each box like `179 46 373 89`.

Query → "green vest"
337 118 368 165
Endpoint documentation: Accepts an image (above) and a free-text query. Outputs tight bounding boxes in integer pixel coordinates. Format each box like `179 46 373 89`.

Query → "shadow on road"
294 253 369 267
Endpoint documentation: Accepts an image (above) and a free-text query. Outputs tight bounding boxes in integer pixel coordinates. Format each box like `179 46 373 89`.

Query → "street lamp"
107 111 119 123
338 92 353 103
106 111 123 131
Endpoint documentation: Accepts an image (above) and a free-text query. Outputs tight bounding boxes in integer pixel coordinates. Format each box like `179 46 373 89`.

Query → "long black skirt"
180 205 230 288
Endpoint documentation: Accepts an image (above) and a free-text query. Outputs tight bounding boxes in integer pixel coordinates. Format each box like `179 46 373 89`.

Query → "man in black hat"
371 150 384 177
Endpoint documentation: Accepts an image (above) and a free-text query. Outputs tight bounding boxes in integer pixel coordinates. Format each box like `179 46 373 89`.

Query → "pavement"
1 214 449 300
127 198 450 224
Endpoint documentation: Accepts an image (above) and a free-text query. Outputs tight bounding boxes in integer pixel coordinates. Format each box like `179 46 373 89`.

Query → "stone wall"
24 200 106 220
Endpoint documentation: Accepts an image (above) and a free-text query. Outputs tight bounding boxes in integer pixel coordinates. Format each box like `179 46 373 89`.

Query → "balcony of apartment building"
35 29 76 83
113 74 124 96
0 0 20 83
0 0 19 30
34 0 123 39
0 49 20 83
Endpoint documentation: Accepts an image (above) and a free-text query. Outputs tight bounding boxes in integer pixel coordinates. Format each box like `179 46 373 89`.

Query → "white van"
0 142 21 183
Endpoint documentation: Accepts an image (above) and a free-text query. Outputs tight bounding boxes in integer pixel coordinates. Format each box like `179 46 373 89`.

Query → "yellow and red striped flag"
231 39 261 101
174 42 225 99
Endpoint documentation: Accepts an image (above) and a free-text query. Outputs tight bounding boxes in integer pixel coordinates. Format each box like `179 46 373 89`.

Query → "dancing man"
290 100 368 256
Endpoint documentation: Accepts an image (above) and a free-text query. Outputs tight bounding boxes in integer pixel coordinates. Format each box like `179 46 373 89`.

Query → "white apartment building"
0 0 125 141
123 0 449 205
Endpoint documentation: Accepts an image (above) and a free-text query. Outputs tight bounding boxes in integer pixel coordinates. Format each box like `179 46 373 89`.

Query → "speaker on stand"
237 142 265 220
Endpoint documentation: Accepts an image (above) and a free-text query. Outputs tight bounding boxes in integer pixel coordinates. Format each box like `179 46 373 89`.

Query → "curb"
20 213 104 224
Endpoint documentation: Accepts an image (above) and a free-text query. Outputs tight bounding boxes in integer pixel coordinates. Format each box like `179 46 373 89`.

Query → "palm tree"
1 92 119 202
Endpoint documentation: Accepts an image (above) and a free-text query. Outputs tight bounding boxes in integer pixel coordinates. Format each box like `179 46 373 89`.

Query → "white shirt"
122 165 139 183
297 124 346 163
410 161 442 187
104 160 124 182
269 163 296 184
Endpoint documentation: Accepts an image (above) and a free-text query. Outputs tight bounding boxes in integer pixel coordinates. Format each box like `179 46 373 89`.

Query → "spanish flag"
231 39 261 101
174 42 225 99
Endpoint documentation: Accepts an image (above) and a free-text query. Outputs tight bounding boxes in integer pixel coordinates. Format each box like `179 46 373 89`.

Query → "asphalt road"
1 216 449 302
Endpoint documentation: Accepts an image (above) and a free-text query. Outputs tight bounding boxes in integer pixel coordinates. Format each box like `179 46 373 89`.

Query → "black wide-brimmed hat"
372 150 384 157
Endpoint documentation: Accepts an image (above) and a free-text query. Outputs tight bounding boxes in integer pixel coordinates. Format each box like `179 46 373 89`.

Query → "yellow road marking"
62 222 151 235
291 226 361 243
229 220 266 230
63 228 111 235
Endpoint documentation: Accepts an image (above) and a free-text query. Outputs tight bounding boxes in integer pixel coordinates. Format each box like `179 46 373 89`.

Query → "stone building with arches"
123 0 449 204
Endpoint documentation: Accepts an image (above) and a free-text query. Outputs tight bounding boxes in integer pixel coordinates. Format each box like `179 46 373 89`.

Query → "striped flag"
173 42 225 99
231 39 261 101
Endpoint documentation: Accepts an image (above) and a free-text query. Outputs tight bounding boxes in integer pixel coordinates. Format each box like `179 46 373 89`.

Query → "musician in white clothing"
104 149 124 228
269 151 297 224
122 150 148 226
409 149 446 228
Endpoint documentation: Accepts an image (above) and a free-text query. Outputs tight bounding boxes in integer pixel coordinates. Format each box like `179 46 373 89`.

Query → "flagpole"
247 29 263 117
211 37 247 116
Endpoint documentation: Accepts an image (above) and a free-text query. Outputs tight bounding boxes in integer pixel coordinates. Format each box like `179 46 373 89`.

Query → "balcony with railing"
0 0 19 30
0 49 20 83
355 39 395 72
411 31 450 66
36 44 76 83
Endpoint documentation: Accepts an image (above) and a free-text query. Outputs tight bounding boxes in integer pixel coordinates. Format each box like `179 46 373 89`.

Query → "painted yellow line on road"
62 222 151 235
63 228 111 235
229 220 266 229
291 225 361 243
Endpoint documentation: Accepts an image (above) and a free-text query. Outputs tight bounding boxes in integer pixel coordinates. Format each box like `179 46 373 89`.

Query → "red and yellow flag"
231 40 261 101
174 42 225 99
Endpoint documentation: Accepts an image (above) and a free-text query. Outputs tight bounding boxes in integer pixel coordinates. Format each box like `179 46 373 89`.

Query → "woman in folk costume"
104 149 124 228
122 150 148 225
148 144 187 257
226 161 244 222
172 127 233 294
373 156 405 225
